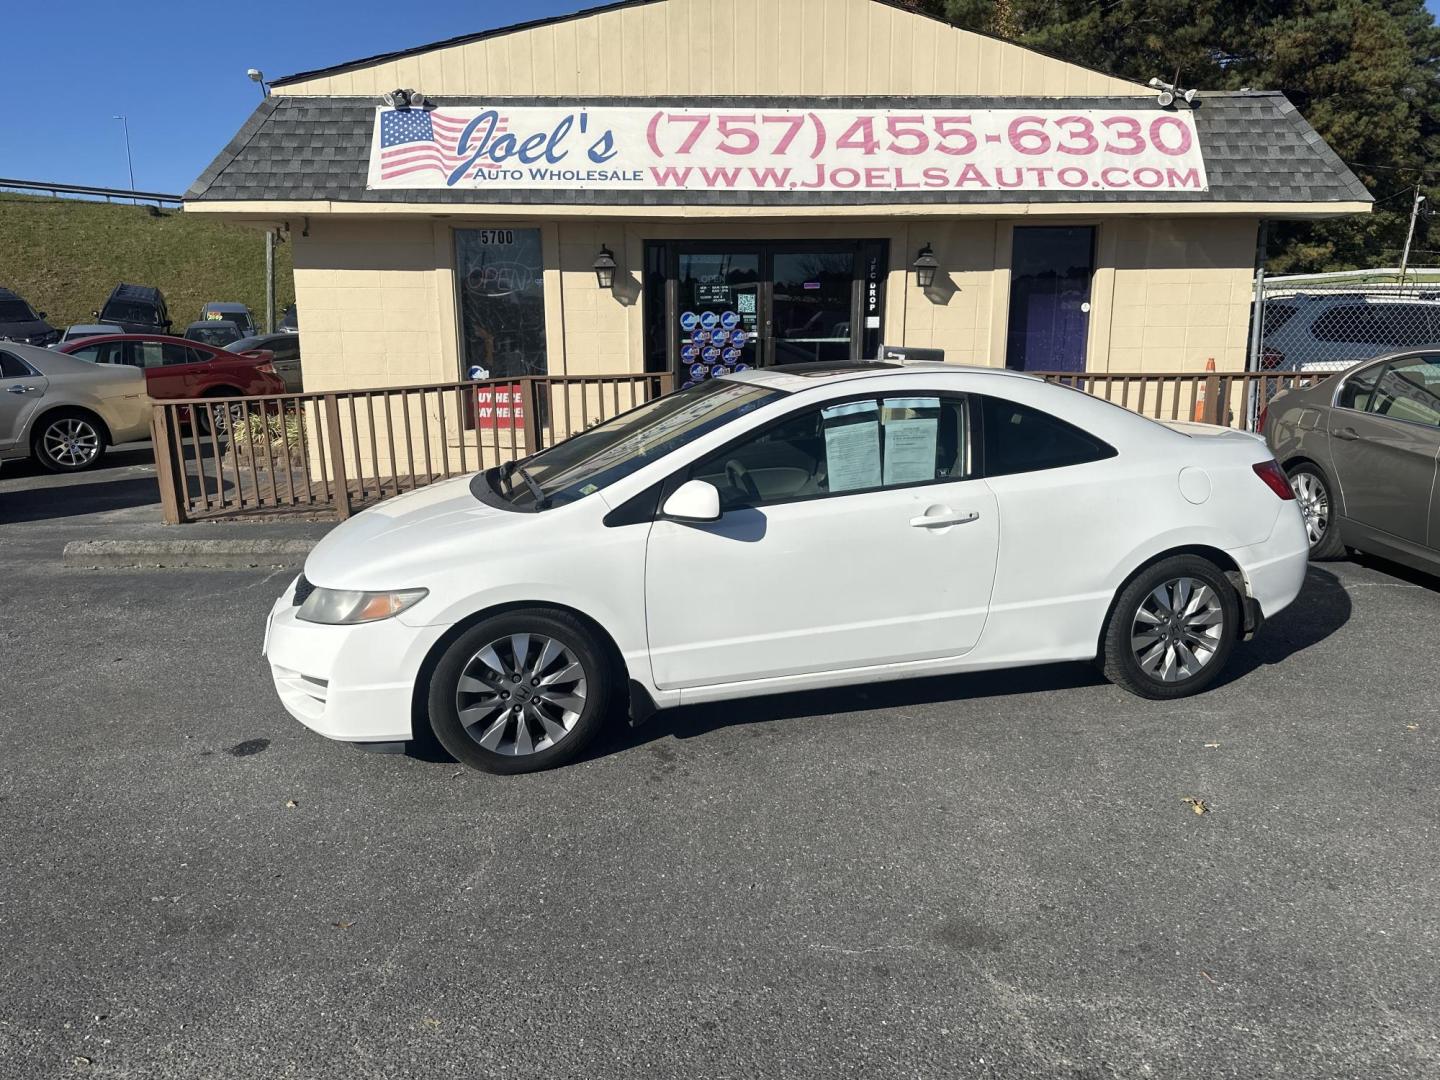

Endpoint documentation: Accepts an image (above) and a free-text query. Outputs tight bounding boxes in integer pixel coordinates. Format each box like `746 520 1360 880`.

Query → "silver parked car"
1263 349 1440 575
0 341 151 472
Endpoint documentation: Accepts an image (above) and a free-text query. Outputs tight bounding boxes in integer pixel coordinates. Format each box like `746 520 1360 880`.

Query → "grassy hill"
0 193 295 333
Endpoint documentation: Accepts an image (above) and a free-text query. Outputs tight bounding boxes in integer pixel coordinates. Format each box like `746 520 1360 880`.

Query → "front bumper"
263 586 447 744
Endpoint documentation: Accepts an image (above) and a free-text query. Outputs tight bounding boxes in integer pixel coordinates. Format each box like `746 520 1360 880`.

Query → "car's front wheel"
1287 463 1345 560
31 410 107 472
427 609 615 774
1101 555 1240 699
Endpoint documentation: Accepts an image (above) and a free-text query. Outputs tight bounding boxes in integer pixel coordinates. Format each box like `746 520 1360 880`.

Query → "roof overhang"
184 199 1372 222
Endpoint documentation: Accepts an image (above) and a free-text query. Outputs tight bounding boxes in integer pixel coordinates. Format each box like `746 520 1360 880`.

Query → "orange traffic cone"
1193 357 1216 421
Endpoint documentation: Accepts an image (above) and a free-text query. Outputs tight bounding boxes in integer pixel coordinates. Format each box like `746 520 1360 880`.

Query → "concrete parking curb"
62 539 317 570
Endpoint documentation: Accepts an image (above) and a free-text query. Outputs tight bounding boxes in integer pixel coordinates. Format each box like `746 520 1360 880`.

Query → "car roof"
65 323 124 334
107 282 164 301
724 360 1043 391
62 332 216 348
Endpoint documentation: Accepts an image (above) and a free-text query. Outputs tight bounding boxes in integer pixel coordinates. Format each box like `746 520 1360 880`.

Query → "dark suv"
95 283 171 335
0 287 59 346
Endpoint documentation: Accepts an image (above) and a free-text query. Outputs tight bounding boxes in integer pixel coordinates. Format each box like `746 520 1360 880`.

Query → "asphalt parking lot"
2 503 1439 1078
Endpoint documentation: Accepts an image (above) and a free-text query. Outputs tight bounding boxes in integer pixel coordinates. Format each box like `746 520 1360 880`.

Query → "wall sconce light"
593 245 617 289
912 243 939 289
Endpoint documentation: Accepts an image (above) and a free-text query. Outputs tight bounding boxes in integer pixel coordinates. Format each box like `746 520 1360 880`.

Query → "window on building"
979 397 1115 477
455 227 547 379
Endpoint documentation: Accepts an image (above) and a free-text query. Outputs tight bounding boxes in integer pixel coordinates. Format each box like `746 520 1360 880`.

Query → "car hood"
303 474 536 590
0 317 56 341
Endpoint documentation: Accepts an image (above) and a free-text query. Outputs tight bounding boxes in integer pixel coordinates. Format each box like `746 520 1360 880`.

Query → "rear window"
1262 303 1299 334
980 396 1116 477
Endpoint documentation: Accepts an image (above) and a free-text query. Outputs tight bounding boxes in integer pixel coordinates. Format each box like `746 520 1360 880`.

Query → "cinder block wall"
1102 218 1258 373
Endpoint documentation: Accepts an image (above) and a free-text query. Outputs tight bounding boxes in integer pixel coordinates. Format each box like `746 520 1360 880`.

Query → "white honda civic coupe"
264 362 1309 774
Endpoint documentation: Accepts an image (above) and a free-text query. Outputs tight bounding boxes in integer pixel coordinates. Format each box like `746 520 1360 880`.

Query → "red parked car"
58 333 286 430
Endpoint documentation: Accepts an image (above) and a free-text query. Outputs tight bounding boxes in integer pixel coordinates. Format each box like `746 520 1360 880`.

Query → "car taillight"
1252 459 1295 500
1260 346 1285 370
256 362 276 374
1257 405 1269 434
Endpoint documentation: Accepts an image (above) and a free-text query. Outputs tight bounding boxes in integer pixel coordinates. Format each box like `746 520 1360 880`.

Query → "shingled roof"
186 92 1371 208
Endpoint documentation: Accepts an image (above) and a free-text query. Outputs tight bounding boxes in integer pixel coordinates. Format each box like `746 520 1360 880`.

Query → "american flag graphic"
377 108 508 181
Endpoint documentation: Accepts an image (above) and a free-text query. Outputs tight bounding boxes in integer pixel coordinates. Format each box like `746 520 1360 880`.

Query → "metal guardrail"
150 373 673 524
0 176 184 207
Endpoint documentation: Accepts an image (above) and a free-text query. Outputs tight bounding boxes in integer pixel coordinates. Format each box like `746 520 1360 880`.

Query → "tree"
906 0 1440 273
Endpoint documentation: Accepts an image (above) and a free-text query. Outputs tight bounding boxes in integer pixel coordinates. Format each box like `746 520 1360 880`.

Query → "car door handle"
1331 426 1360 441
910 510 980 528
6 384 36 394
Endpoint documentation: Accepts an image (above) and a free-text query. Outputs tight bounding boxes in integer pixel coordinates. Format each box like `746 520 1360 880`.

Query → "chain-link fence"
1254 269 1440 376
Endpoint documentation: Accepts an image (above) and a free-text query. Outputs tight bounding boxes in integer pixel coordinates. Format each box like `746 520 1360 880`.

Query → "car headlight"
297 587 428 625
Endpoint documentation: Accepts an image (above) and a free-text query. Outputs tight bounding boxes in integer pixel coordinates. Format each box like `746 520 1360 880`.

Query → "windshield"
187 325 240 346
101 301 160 325
0 300 35 321
490 379 786 510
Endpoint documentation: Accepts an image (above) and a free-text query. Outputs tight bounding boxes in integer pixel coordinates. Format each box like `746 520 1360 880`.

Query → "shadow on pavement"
0 476 163 523
408 562 1356 769
0 445 154 480
1218 564 1351 683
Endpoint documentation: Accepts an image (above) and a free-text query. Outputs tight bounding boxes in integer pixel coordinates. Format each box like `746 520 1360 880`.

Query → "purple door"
1005 227 1095 373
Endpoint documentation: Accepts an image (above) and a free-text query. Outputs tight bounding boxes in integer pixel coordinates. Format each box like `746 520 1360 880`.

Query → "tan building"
186 0 1369 394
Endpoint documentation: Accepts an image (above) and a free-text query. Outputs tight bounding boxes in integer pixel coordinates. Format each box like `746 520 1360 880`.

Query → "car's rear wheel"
197 392 246 437
1101 555 1240 700
1287 463 1345 560
31 410 107 472
427 609 614 774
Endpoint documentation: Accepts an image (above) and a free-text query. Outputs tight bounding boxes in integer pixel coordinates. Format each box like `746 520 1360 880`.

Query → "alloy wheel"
1130 577 1225 683
454 633 589 755
1292 471 1329 547
41 418 100 468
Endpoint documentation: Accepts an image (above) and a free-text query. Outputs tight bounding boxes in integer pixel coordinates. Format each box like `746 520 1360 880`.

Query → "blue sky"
1 0 593 194
5 0 1440 194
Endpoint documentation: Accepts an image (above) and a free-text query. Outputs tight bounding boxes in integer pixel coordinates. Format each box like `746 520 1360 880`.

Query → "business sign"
369 106 1207 193
472 383 524 431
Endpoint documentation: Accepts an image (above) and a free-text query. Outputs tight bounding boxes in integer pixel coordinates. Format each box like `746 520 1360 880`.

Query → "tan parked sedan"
0 341 151 472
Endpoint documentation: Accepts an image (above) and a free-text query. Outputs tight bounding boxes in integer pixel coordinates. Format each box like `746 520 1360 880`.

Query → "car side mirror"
91 310 99 319
38 311 46 319
662 479 721 522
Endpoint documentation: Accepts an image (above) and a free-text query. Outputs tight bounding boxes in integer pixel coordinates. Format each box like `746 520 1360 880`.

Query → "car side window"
161 343 197 366
690 394 970 511
0 350 36 378
131 342 167 369
1344 355 1440 429
979 396 1116 478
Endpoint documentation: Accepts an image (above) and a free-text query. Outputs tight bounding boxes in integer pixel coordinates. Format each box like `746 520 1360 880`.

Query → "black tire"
30 409 108 473
1286 462 1346 561
1101 555 1240 700
427 608 615 774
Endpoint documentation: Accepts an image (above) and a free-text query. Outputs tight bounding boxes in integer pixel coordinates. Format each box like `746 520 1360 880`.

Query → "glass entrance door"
675 250 761 388
650 240 886 387
770 250 856 365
